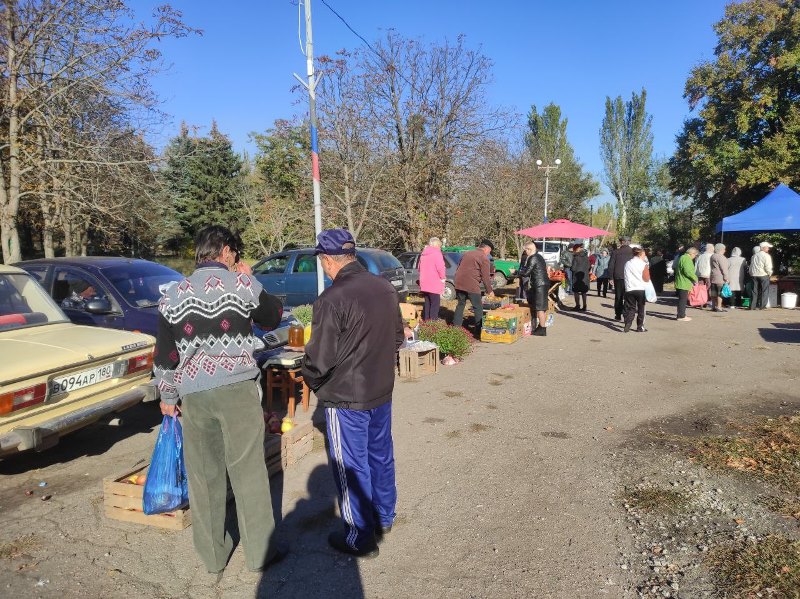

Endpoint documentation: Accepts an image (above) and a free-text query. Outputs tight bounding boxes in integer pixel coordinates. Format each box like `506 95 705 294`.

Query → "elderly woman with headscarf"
727 247 746 308
709 243 730 312
695 243 714 308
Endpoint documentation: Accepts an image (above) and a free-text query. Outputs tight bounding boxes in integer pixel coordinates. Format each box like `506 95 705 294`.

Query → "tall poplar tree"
599 89 654 236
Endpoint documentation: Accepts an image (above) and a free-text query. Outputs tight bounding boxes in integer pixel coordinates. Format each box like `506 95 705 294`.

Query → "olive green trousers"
181 378 276 572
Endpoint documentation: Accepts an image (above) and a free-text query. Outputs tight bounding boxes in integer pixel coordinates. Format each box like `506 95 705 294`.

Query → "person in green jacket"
674 246 699 321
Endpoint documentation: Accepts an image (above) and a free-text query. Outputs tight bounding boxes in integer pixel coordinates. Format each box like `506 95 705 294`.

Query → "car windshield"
103 263 183 308
0 273 68 331
374 253 402 271
444 252 462 265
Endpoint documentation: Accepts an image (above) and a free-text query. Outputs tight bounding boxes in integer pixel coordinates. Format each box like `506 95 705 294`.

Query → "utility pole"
294 0 324 296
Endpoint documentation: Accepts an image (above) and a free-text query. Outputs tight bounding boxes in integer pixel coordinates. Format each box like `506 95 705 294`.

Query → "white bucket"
781 292 797 309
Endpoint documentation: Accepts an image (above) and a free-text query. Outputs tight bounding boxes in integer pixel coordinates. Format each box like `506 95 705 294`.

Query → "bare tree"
0 0 196 262
360 33 509 250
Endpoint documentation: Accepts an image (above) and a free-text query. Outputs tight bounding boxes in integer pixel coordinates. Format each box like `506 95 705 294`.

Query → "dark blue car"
15 257 184 337
251 247 408 307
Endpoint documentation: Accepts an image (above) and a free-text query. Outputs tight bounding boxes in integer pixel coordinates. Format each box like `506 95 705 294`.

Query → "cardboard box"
399 303 420 321
481 309 523 344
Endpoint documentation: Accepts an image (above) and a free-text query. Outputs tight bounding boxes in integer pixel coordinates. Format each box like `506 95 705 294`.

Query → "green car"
442 246 518 288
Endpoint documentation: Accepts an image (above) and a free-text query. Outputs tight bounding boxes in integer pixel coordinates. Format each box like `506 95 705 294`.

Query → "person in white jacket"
748 241 774 309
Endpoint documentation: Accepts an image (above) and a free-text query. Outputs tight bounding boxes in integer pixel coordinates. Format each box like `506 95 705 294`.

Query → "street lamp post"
536 158 561 223
536 159 561 257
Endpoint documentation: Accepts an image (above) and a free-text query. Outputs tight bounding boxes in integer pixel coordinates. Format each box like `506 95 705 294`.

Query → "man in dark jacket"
519 241 549 336
301 228 405 559
452 240 495 338
608 236 634 320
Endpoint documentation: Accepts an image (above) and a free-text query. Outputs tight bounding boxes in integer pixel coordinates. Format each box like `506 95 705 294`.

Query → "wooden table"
264 366 310 418
548 281 564 314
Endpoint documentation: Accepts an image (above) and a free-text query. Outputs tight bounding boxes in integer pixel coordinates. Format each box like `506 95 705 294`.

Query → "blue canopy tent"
716 184 800 237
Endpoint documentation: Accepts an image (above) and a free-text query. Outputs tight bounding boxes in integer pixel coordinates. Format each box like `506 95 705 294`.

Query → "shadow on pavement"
0 400 162 474
257 464 364 599
758 326 800 344
558 309 621 332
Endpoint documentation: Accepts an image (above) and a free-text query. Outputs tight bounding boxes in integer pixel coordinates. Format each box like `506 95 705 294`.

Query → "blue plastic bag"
721 282 732 298
143 415 189 515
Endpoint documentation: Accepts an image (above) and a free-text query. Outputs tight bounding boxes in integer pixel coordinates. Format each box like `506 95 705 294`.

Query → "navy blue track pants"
325 402 397 550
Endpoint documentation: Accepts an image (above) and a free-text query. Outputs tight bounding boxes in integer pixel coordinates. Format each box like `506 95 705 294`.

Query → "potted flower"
292 304 314 345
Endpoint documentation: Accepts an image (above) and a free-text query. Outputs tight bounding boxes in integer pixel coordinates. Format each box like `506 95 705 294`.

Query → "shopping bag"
143 415 189 515
557 286 567 301
644 281 657 303
688 284 708 307
721 283 732 298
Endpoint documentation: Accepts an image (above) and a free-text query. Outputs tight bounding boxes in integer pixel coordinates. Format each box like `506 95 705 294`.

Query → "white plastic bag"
644 281 657 303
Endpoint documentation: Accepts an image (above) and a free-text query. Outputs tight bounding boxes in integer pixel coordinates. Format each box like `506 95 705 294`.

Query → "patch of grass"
445 430 462 439
0 535 37 559
442 391 463 398
707 536 800 598
689 416 800 493
623 487 689 514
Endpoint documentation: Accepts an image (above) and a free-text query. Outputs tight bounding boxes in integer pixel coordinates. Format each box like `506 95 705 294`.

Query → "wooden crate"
398 347 440 378
264 420 315 473
103 464 190 530
104 422 316 530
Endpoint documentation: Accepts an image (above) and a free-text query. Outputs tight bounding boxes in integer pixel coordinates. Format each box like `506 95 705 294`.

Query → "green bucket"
741 297 751 308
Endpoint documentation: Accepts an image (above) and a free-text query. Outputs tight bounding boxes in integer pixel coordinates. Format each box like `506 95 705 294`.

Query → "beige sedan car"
0 264 155 457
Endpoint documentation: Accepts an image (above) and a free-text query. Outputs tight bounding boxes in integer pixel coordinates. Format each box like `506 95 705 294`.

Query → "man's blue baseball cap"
314 228 357 255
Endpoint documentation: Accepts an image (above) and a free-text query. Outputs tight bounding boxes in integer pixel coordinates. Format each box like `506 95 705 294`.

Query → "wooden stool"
264 366 310 418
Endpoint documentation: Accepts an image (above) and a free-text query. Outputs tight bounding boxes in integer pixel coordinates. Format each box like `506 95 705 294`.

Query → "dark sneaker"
623 326 630 333
328 531 379 559
533 326 547 336
636 327 647 332
614 315 622 321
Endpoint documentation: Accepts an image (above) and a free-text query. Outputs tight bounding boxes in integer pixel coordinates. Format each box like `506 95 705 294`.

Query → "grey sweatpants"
181 379 277 572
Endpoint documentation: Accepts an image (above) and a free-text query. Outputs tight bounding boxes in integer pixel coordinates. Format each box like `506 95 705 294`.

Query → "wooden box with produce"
103 464 190 530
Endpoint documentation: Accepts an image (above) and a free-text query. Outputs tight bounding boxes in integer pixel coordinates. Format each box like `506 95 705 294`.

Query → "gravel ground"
0 293 798 598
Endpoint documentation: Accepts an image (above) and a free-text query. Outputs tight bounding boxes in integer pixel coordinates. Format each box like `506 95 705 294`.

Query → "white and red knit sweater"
152 262 282 405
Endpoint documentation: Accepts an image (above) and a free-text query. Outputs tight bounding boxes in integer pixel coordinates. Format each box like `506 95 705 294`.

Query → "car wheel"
442 283 456 302
492 272 508 288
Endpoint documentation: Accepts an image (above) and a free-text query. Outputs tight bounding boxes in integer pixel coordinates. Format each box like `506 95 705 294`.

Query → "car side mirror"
85 298 113 314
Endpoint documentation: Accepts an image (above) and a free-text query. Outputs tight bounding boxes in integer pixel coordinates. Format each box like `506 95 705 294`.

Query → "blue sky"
132 0 730 203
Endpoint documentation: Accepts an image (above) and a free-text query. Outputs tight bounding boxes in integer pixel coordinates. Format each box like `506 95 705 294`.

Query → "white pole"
295 0 324 296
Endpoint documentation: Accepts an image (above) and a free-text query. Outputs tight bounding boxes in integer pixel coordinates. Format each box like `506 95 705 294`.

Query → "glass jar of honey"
288 322 305 348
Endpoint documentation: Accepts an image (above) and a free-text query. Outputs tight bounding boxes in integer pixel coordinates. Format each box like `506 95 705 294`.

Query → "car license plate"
391 279 402 288
50 364 114 395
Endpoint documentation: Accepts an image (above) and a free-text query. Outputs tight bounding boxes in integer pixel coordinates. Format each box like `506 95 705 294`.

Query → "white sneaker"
677 316 692 322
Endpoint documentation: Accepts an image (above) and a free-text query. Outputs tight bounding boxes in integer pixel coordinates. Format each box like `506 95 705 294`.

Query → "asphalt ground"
0 293 798 598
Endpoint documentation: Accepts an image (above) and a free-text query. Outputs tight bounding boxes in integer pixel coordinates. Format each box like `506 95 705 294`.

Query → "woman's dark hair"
195 225 239 264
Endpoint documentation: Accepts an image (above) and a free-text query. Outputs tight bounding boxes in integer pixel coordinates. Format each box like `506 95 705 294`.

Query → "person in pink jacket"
419 237 447 321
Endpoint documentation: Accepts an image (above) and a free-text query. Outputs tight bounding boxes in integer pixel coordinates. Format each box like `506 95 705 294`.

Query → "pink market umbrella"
516 219 611 239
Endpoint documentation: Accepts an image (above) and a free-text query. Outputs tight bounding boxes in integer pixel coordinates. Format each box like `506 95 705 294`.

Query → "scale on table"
256 347 304 369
